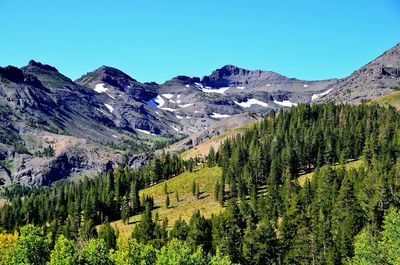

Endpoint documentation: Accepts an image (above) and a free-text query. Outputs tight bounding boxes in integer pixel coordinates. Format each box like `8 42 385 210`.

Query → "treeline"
0 151 195 234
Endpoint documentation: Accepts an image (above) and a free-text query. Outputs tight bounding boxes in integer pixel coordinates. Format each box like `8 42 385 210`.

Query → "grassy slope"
110 166 223 238
297 159 364 187
180 122 256 160
369 91 400 110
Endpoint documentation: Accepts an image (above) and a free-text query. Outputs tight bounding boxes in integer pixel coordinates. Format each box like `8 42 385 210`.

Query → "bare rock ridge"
317 43 400 103
0 43 399 186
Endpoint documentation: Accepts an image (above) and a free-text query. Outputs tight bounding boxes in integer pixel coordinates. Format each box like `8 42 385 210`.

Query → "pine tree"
192 180 196 196
195 183 200 199
170 216 189 241
129 180 140 215
164 183 168 195
132 204 155 244
120 196 129 225
98 220 117 250
214 181 220 201
165 193 170 208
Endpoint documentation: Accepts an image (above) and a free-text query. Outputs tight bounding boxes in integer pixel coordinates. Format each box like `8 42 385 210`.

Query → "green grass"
370 91 400 110
0 159 13 172
297 159 364 187
109 166 223 238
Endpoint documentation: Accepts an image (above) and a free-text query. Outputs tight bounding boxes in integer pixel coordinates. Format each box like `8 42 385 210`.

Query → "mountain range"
0 43 399 186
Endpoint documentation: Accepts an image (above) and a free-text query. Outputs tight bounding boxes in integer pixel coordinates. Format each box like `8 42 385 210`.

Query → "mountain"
0 43 399 186
317 43 400 103
0 61 160 185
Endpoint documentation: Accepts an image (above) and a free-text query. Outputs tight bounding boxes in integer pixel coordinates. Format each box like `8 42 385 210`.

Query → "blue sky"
0 0 399 83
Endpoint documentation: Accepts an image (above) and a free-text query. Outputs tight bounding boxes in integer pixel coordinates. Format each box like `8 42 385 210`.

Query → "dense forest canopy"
1 103 400 264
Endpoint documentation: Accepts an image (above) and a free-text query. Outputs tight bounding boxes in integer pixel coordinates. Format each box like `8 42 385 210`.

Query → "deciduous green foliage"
8 225 50 265
47 235 77 265
80 239 112 265
0 231 18 265
352 207 400 265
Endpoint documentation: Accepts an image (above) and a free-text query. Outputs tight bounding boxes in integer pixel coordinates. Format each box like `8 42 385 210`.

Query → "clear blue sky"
1 0 399 83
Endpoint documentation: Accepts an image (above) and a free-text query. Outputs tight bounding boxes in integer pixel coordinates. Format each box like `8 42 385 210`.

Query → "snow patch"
201 87 230 94
162 94 174 99
160 107 177 112
171 126 180 132
194 82 203 89
177 95 181 99
178 103 194 108
112 135 118 138
104 104 114 113
210 113 231 119
237 86 245 90
195 82 230 94
234 98 269 108
185 84 190 88
176 115 184 119
304 84 309 88
311 88 334 101
273 99 297 107
136 128 152 135
266 84 271 87
94 83 108 93
106 93 116 100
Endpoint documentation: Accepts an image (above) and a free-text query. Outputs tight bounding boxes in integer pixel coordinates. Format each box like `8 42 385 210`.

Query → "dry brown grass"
109 166 223 238
180 123 256 160
369 91 400 110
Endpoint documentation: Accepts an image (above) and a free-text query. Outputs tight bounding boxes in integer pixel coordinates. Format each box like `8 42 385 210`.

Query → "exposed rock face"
0 43 399 186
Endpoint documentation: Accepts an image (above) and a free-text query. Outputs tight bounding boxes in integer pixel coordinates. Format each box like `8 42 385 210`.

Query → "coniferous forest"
2 103 400 264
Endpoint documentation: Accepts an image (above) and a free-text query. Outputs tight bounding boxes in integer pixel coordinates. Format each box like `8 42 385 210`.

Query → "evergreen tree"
192 180 196 196
132 204 156 244
165 193 170 208
98 220 117 250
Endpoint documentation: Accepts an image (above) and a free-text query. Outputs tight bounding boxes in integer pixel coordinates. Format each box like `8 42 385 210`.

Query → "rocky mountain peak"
167 75 201 85
207 65 248 79
201 65 286 88
27 60 59 73
76 65 139 91
97 65 137 81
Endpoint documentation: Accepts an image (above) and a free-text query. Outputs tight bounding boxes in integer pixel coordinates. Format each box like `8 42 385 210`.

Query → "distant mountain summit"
0 43 399 186
317 43 400 103
202 64 286 88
